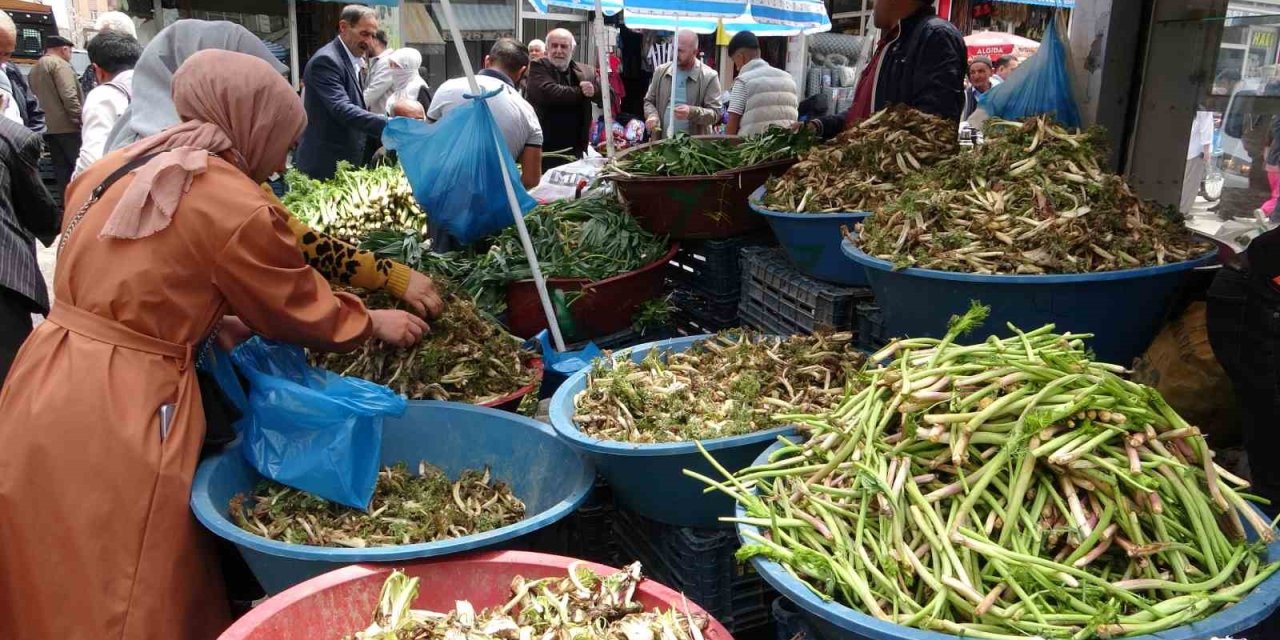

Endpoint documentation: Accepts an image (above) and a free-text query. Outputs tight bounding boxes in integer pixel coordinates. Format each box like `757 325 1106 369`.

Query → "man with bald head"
0 11 42 132
643 29 722 140
526 28 600 169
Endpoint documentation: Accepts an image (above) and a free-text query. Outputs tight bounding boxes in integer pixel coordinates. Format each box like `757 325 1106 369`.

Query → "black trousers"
44 132 82 198
0 287 34 390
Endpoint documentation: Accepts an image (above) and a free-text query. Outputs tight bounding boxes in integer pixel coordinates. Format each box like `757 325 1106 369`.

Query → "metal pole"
288 0 302 90
668 16 679 135
594 0 615 157
439 0 568 352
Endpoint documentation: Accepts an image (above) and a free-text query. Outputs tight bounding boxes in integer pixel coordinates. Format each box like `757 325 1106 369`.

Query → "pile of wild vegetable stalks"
858 117 1210 274
694 303 1278 639
763 106 958 212
364 193 670 318
312 289 537 403
283 162 425 244
602 127 816 178
573 332 865 444
230 462 525 548
351 563 710 640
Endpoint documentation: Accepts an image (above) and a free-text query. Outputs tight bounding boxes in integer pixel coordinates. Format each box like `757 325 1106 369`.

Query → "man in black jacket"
0 115 60 388
0 11 43 132
810 0 964 138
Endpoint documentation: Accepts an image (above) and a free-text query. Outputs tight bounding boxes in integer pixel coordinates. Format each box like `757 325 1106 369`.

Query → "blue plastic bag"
383 89 537 245
229 337 407 510
978 13 1081 128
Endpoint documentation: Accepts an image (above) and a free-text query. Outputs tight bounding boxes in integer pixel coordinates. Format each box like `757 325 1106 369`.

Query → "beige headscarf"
99 49 306 240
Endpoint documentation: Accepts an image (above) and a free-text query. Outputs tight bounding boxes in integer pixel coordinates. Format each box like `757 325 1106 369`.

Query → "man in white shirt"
74 31 141 178
428 38 543 189
363 30 395 114
1182 109 1214 215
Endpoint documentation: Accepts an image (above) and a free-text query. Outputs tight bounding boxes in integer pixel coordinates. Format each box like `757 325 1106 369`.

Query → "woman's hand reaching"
370 309 429 347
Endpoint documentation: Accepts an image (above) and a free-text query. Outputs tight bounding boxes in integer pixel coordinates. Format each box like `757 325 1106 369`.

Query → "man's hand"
645 116 659 131
674 105 691 120
215 316 254 352
579 81 596 98
392 100 425 120
400 270 445 318
369 309 429 347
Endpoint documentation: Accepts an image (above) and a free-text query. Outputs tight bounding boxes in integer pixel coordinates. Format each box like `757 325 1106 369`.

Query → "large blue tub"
191 401 595 594
739 441 1280 640
548 335 796 528
841 239 1218 364
749 186 870 286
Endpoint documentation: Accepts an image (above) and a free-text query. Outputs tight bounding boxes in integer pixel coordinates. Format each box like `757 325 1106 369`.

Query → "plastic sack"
977 13 1081 128
383 89 537 245
528 157 606 203
230 337 407 510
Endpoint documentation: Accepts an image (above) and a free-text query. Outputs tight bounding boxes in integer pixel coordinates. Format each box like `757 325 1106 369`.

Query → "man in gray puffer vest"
725 31 798 137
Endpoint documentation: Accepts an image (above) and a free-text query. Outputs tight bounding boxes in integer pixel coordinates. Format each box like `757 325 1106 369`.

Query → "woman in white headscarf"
384 47 431 116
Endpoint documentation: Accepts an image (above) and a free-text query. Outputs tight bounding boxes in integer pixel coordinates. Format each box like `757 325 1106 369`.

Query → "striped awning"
991 0 1074 8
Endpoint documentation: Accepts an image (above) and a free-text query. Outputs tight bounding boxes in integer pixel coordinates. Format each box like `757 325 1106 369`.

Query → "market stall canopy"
526 0 830 30
623 7 830 36
991 0 1074 6
311 0 401 5
965 31 1040 58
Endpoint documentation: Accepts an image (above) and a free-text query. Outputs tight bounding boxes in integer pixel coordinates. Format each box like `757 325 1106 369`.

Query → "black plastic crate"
527 477 619 566
668 234 774 299
612 508 774 634
670 287 740 333
773 597 817 640
739 248 873 335
856 302 889 352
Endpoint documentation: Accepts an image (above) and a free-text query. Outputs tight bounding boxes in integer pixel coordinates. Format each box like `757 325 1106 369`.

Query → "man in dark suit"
296 5 408 180
0 115 60 389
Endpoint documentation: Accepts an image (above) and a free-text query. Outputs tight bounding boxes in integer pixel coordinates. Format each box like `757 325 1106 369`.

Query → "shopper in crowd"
0 13 42 132
363 30 396 115
643 29 723 140
1256 113 1280 222
106 19 443 317
297 5 417 179
81 11 137 96
0 49 430 639
724 31 798 137
429 38 543 189
1179 107 1214 216
526 28 600 169
808 0 965 139
385 47 432 116
0 109 59 389
962 56 994 121
993 54 1018 82
529 38 546 61
73 31 142 178
28 34 83 197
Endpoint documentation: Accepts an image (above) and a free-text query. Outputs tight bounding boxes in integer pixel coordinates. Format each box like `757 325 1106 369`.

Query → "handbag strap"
57 152 161 257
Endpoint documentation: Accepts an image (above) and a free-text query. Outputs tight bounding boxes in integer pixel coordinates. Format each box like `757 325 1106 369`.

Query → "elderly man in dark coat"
526 28 601 170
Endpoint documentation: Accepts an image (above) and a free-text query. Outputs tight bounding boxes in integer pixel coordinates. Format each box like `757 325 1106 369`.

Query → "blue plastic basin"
749 186 870 286
191 401 595 594
739 440 1280 640
841 239 1219 365
548 335 797 529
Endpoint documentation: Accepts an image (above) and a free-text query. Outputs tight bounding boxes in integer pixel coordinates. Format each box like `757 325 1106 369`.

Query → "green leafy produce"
364 194 670 317
858 116 1211 274
349 563 710 640
283 163 425 244
763 106 958 212
311 289 537 403
229 462 524 548
696 304 1278 639
603 128 815 178
573 331 864 443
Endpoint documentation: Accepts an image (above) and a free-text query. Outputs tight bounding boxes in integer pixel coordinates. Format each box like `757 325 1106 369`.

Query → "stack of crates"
738 247 873 336
39 153 60 209
612 508 775 638
527 478 620 566
667 234 773 335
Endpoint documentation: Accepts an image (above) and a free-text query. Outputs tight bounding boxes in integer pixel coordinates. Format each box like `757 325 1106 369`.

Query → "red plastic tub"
477 357 543 412
504 244 679 340
219 550 736 640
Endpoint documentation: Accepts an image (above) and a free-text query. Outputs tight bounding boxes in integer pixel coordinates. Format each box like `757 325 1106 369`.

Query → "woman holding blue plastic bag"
0 50 426 640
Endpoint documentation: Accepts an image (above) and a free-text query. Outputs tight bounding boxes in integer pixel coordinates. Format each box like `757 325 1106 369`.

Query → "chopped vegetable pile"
284 163 425 244
603 128 815 178
857 117 1210 274
697 304 1278 638
763 106 958 212
230 462 525 548
312 289 537 403
364 193 670 317
573 332 865 443
350 562 710 640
